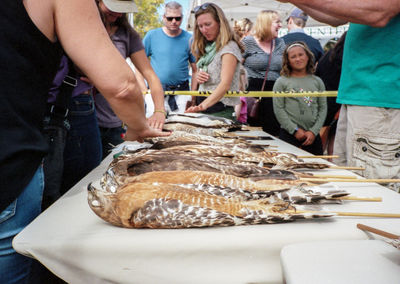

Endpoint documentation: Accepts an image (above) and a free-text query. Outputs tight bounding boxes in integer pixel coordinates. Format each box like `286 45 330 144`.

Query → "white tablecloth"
13 131 400 284
281 240 400 284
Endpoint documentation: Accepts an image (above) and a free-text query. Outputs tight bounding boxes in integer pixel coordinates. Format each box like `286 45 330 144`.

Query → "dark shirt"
283 32 324 62
315 47 344 125
0 0 63 211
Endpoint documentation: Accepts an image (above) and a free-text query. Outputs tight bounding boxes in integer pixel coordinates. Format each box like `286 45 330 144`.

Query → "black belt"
164 80 189 91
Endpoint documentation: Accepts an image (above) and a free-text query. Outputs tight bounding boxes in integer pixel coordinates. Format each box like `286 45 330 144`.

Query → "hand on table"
147 112 165 130
185 104 205 113
185 97 197 110
124 126 170 143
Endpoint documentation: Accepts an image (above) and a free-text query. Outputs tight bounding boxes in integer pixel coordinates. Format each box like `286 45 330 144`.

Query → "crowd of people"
1 0 399 283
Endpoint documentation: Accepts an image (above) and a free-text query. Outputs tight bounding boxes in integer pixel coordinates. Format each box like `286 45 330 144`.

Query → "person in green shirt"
273 42 327 155
277 0 400 183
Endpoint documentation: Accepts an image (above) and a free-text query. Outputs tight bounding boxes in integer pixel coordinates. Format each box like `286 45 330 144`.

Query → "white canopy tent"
185 0 347 43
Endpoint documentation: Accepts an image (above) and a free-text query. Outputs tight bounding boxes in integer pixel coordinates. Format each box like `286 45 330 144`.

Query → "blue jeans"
0 166 44 284
99 126 125 159
61 94 102 194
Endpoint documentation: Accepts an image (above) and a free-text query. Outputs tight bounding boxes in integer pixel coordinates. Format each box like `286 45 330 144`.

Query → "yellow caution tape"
144 90 338 97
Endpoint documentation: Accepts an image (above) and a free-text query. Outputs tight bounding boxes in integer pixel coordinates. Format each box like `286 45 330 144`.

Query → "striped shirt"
242 36 285 81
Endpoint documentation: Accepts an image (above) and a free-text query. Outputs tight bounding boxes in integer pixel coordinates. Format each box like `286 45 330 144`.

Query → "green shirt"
337 16 400 108
273 75 327 136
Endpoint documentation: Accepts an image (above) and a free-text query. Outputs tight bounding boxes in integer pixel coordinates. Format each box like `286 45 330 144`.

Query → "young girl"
273 42 327 155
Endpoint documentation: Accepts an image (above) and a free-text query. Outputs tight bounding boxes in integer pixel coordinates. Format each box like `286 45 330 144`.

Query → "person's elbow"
328 19 347 27
352 10 397 27
105 78 142 102
367 13 395 27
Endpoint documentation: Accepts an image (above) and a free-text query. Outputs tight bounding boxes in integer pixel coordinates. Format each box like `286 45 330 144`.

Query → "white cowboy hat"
102 0 138 13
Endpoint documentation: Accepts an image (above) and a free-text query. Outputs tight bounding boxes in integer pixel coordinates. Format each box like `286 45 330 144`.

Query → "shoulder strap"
261 39 274 91
50 56 77 118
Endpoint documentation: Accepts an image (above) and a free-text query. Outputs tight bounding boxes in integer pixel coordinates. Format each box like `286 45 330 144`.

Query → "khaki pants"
333 105 400 191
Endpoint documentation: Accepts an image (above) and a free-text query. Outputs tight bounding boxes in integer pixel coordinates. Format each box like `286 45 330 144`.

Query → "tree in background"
134 0 164 38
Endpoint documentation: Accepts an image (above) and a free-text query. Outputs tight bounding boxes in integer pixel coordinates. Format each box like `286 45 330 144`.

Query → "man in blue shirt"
282 8 324 62
143 1 197 112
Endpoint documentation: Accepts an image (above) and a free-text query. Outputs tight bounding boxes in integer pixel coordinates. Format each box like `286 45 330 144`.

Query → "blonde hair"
191 3 243 61
253 10 279 41
280 41 316 77
233 18 253 39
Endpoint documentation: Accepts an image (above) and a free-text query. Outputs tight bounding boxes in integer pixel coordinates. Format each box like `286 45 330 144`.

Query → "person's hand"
186 96 197 110
124 126 171 143
294 128 306 141
302 131 316 146
185 104 205 113
185 100 194 110
196 70 210 84
147 112 165 130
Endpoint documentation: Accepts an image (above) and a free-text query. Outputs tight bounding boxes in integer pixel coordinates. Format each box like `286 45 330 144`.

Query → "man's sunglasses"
165 16 182 22
193 3 212 13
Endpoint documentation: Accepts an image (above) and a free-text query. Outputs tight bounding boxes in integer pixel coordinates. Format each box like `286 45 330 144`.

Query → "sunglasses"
165 16 182 22
193 3 212 13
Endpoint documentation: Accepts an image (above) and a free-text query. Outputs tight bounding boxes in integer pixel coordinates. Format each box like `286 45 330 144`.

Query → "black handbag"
42 56 77 210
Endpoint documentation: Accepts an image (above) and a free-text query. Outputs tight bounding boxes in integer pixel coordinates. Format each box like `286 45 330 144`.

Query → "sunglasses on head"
165 16 182 22
193 2 212 13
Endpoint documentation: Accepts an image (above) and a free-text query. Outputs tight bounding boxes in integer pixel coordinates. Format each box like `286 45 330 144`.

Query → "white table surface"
281 240 400 284
13 131 400 284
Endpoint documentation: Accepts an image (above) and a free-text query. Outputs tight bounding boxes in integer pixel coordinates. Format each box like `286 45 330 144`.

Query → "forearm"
130 50 165 112
54 0 148 134
190 63 198 90
293 4 347 27
287 0 400 27
191 72 198 91
199 83 229 109
104 76 147 133
144 72 165 112
133 69 148 94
